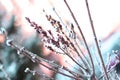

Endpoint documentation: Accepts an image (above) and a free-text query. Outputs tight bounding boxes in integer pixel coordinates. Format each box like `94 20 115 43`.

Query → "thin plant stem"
8 40 85 80
52 8 66 27
64 0 95 75
60 47 87 71
25 68 54 80
99 67 115 80
0 64 11 80
43 10 89 71
84 0 109 80
63 32 90 71
74 40 91 69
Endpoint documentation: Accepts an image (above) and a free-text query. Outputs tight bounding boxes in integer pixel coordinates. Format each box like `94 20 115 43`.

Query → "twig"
6 39 86 80
64 0 95 75
84 0 109 80
24 67 54 80
0 63 11 80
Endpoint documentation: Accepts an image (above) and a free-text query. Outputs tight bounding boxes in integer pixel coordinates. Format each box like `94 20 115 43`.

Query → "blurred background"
0 0 120 80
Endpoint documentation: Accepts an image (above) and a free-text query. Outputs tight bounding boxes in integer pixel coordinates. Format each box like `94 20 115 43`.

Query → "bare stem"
0 63 11 80
74 40 91 69
60 47 87 71
84 0 109 80
62 32 90 71
25 68 54 80
8 40 83 80
64 0 95 75
99 67 115 80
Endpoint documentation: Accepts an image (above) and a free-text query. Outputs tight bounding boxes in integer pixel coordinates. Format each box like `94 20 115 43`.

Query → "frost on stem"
0 28 7 43
0 27 7 36
24 67 30 73
25 9 92 79
24 68 35 76
6 39 13 46
0 63 11 80
107 50 120 71
0 63 3 70
5 40 83 79
24 67 54 80
31 53 37 63
17 47 25 55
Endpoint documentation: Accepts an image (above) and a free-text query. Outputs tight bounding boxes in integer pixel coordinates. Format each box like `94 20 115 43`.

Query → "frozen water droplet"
0 28 7 35
60 65 63 69
6 39 13 46
50 60 54 64
59 65 63 71
17 47 25 55
17 50 20 55
32 71 35 76
114 50 118 54
32 59 35 63
0 64 3 70
31 54 36 62
24 68 30 73
112 50 116 54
